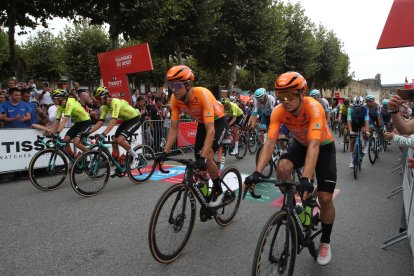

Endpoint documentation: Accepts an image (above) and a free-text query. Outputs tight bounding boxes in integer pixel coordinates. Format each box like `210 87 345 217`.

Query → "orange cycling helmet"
166 65 195 82
274 72 307 93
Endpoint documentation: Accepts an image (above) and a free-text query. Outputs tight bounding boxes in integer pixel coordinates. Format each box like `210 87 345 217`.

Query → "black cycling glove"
194 157 207 171
156 152 168 164
244 171 264 186
299 177 314 193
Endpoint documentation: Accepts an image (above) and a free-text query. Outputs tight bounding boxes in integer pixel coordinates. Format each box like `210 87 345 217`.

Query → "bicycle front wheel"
215 166 242 226
127 144 156 184
256 144 273 179
368 137 377 164
148 184 196 263
252 210 297 276
29 149 68 191
236 134 248 159
70 151 110 197
248 131 259 154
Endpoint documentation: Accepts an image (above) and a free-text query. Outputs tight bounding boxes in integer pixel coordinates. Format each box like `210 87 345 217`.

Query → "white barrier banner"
0 127 142 173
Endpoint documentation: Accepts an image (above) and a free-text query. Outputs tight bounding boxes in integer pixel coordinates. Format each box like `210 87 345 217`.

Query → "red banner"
97 43 153 103
177 122 198 147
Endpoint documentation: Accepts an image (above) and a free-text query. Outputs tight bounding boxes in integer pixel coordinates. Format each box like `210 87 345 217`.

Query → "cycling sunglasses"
168 81 186 91
277 91 301 102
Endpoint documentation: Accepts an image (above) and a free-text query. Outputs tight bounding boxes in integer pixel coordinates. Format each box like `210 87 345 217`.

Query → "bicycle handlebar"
157 157 195 174
243 177 301 200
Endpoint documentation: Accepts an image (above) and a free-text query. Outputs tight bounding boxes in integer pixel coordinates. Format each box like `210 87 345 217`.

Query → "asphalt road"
0 135 412 276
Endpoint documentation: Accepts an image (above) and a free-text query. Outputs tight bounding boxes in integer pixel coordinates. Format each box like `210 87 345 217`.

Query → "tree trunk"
109 0 120 50
7 3 26 80
228 52 238 93
174 41 183 64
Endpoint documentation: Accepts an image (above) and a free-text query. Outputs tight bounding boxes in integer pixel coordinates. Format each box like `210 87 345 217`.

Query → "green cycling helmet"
51 88 67 98
95 86 109 97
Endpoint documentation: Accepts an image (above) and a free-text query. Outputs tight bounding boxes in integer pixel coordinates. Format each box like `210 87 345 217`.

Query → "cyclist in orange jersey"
245 72 337 266
156 65 228 208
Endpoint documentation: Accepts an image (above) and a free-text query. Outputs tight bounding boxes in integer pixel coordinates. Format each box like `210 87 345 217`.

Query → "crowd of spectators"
0 77 176 153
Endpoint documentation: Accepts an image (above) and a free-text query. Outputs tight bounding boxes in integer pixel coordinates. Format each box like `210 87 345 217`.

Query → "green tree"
0 0 66 80
0 28 14 84
62 21 110 87
23 30 64 81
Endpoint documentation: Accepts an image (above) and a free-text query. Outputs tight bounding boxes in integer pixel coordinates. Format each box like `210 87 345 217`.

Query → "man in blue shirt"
2 87 31 128
0 101 4 128
21 88 39 127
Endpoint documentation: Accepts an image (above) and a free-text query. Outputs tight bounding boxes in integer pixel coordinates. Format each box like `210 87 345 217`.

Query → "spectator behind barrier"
21 88 39 127
37 81 54 107
2 87 31 128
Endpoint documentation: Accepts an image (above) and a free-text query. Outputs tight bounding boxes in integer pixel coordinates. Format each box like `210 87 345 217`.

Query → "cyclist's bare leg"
117 135 131 151
259 129 266 144
276 159 294 180
73 136 89 152
63 135 74 155
318 191 335 224
206 148 219 180
231 126 239 142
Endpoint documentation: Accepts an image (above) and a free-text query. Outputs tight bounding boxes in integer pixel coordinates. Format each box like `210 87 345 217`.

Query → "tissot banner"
97 43 153 102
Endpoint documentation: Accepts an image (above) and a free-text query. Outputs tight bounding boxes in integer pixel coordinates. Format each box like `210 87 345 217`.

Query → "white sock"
129 149 138 158
234 141 239 150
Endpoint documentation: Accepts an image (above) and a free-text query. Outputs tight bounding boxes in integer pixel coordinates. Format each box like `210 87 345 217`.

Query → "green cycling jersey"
225 102 244 117
56 97 90 122
100 98 140 121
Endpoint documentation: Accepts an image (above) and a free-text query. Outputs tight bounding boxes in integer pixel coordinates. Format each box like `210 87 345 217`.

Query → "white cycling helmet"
309 89 320 97
353 96 364 106
365 94 375 101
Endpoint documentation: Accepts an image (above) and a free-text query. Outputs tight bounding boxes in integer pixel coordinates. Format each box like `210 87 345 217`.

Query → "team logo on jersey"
315 123 321 129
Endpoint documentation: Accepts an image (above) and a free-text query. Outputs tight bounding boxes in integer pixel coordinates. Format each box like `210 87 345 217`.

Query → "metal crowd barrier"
140 119 195 155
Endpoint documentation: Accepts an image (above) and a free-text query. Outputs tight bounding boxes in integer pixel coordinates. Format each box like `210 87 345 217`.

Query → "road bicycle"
368 127 383 165
352 131 364 179
245 177 321 276
69 135 156 197
28 133 93 191
148 157 242 263
242 125 260 154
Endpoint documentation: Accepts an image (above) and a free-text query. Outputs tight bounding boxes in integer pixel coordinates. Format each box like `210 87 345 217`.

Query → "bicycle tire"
247 131 259 154
70 150 110 197
235 134 248 160
148 184 196 264
29 148 68 191
214 166 242 226
368 137 377 164
127 144 156 184
255 144 273 179
252 210 297 276
353 144 359 179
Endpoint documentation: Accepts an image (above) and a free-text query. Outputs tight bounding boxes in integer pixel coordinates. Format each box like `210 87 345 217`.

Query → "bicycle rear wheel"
148 183 196 263
368 137 377 164
215 166 242 226
127 144 156 184
235 134 248 159
70 151 110 197
252 210 297 276
29 149 68 191
353 145 359 180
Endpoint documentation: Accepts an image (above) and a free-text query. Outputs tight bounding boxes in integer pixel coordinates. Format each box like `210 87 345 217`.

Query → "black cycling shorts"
115 116 141 139
351 122 364 132
65 119 91 140
341 116 347 124
280 140 337 193
194 117 228 154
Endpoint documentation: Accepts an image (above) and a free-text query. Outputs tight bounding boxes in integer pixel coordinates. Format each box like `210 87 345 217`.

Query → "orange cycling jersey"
268 97 334 146
170 87 225 123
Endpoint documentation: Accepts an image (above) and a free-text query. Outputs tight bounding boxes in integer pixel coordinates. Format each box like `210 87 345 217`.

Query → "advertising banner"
177 122 197 148
97 43 153 102
0 127 142 174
